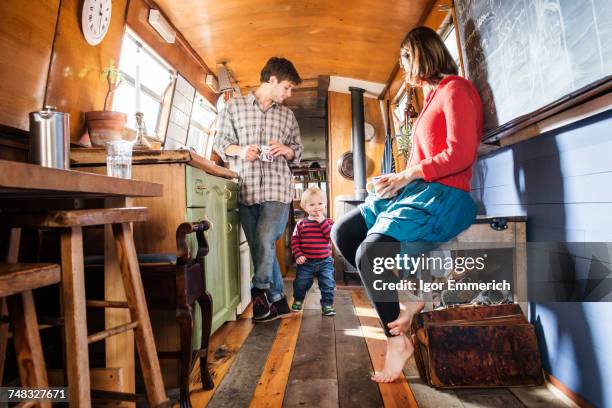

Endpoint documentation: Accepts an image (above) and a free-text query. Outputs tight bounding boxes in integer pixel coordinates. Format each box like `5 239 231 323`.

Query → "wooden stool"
139 221 214 408
0 262 61 408
2 208 170 407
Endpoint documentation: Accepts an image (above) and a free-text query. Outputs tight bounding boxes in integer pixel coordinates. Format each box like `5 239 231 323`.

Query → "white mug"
259 145 273 162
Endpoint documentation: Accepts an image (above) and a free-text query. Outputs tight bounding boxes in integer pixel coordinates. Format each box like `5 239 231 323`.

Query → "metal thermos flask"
29 106 70 169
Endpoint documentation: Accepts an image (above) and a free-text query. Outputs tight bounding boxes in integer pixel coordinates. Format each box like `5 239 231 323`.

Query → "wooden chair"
1 208 170 407
139 221 214 408
0 262 61 408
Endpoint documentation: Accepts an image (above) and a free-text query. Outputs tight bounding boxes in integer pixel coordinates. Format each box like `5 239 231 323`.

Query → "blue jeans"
239 201 290 303
293 257 336 306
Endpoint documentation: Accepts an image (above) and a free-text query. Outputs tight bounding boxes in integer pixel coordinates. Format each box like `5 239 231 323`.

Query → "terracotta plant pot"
84 111 128 147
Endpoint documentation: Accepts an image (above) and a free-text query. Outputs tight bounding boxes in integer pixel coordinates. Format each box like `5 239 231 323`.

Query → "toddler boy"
291 187 336 316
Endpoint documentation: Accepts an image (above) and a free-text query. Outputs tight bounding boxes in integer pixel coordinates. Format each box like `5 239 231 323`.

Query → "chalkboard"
455 0 612 137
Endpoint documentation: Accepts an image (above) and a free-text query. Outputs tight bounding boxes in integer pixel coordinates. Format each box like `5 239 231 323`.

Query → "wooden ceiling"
155 0 434 89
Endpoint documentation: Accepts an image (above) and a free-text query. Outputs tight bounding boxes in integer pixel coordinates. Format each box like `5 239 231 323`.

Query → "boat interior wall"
0 0 216 145
44 0 129 141
327 92 387 219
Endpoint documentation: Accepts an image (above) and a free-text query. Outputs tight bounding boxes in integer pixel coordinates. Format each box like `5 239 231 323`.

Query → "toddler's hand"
308 214 326 223
296 256 307 265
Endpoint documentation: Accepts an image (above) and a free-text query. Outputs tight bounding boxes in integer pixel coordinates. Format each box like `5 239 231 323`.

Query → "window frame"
113 28 176 139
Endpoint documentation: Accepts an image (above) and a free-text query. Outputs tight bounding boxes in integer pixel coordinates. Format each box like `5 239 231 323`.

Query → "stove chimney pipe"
349 87 367 200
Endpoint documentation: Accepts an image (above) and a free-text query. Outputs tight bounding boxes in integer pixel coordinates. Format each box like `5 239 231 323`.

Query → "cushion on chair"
84 253 177 266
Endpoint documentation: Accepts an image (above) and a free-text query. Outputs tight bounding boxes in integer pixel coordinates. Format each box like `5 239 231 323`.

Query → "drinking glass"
106 140 133 179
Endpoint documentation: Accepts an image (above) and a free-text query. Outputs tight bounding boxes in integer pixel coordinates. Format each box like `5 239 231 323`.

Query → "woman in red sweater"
331 26 483 383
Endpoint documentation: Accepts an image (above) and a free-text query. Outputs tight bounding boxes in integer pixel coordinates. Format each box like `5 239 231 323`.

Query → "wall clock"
364 121 376 141
81 0 112 46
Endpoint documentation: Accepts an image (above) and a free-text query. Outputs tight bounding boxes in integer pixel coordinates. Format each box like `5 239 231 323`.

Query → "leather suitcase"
409 304 544 388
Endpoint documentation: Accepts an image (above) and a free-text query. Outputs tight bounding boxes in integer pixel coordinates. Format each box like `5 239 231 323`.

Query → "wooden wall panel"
0 0 59 131
127 0 217 105
327 91 386 219
44 0 129 142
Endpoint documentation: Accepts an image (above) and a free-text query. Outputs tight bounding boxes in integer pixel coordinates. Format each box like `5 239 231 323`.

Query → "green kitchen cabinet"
186 166 241 334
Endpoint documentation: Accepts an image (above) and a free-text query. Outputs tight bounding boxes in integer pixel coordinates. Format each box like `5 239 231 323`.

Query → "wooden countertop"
0 159 163 199
70 148 238 180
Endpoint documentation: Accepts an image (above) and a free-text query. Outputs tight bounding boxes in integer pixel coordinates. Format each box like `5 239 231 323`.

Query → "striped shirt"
291 218 334 259
213 92 303 205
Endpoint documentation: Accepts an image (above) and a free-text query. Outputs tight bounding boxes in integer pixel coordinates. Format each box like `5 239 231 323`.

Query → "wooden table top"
0 159 163 199
71 148 238 180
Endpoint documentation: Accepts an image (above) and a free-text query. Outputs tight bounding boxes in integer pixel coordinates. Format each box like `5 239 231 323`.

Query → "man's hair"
401 26 458 85
260 57 302 85
300 187 325 209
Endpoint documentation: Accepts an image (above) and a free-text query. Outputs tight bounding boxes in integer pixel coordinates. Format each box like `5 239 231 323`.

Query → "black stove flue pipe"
349 86 367 200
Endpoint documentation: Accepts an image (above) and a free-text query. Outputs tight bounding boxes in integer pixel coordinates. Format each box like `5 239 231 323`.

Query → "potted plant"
84 60 128 147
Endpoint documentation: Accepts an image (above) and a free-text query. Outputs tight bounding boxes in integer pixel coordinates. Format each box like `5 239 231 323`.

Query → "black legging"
331 208 402 337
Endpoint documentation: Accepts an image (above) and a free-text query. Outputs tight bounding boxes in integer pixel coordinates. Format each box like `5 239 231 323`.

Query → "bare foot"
371 334 414 383
387 301 425 336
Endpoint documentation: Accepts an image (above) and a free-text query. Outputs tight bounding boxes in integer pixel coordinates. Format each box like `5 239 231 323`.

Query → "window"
187 93 217 158
113 30 175 138
442 20 461 68
393 91 408 127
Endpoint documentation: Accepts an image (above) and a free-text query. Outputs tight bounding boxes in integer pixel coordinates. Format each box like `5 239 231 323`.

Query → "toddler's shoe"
322 305 336 316
291 300 303 312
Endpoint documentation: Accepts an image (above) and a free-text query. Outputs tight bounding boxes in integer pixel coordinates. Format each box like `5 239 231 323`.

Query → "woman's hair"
300 187 325 209
401 26 458 85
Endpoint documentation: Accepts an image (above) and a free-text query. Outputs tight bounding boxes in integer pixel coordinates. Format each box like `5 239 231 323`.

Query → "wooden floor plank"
509 386 572 408
351 290 419 408
207 320 282 408
407 378 465 408
403 349 465 408
284 308 337 407
187 306 254 407
284 378 339 408
250 313 303 408
454 388 525 408
334 291 384 408
303 282 322 310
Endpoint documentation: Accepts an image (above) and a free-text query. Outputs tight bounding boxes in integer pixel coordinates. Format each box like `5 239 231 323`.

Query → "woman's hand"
375 165 424 198
296 256 307 265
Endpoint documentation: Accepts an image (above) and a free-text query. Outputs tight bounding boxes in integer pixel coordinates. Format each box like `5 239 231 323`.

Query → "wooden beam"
291 107 327 119
317 75 330 109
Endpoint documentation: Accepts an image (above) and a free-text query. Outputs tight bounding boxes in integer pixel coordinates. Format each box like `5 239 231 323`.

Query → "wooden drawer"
186 166 238 209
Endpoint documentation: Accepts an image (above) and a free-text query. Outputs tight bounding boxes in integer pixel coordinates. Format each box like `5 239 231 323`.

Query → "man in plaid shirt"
213 57 303 322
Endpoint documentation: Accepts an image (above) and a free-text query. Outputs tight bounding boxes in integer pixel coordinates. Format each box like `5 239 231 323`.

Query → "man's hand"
239 145 260 162
268 140 294 160
296 256 307 265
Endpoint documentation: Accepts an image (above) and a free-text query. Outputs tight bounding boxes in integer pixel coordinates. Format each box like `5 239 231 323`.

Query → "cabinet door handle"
224 185 233 200
227 223 233 233
202 215 213 230
195 180 208 195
